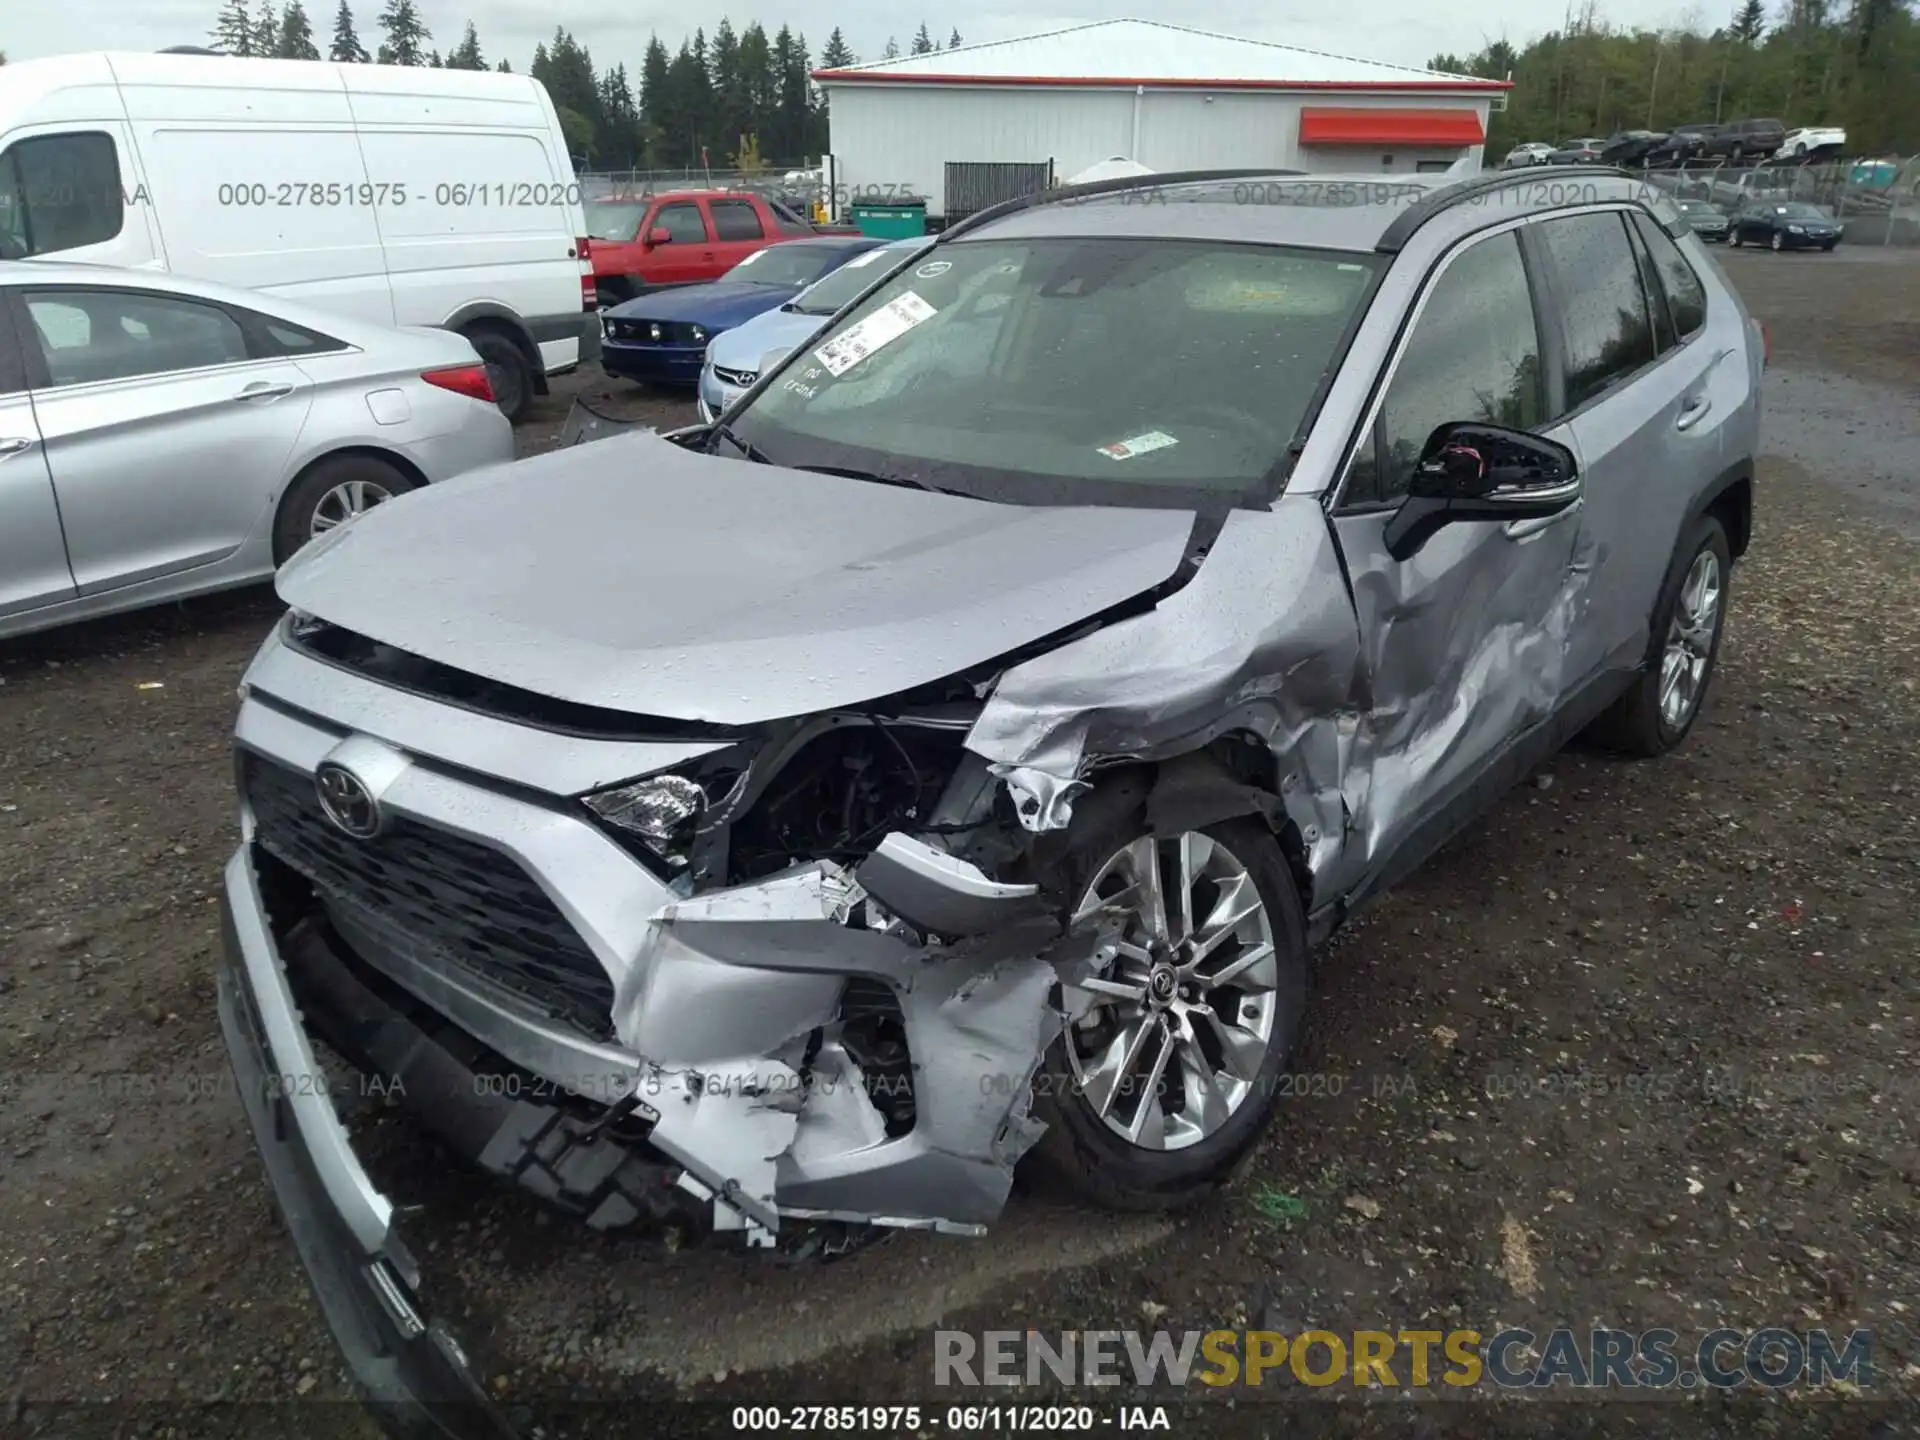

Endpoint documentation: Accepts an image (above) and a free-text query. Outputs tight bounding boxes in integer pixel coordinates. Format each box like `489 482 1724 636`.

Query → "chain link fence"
577 167 819 202
1640 155 1920 245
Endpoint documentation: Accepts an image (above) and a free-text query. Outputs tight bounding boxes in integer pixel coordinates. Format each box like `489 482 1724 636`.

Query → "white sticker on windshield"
914 259 952 278
813 292 937 376
1097 430 1179 461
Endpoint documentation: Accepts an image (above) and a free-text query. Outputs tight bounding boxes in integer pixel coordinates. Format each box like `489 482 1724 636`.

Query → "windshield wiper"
794 463 952 495
711 422 773 464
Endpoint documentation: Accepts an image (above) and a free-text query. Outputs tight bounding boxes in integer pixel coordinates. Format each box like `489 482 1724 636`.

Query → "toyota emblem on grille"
315 762 382 839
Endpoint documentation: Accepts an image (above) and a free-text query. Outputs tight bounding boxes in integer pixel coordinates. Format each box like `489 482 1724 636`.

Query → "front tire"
1770 231 1785 252
1026 813 1308 1212
272 454 417 565
1730 229 1744 247
1587 515 1732 757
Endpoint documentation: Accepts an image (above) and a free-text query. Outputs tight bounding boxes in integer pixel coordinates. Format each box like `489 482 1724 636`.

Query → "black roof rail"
1375 164 1643 252
158 45 226 54
934 168 1307 244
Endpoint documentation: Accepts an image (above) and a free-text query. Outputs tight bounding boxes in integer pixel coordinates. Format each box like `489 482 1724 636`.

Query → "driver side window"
652 203 706 244
1346 229 1545 508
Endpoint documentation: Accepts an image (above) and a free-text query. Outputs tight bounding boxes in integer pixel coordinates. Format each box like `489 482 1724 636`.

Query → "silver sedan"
0 261 513 639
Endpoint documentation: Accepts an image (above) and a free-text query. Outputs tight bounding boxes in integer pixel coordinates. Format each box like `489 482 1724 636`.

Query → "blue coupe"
599 236 886 386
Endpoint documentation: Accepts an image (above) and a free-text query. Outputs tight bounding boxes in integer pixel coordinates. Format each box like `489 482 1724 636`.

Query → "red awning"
1299 107 1486 146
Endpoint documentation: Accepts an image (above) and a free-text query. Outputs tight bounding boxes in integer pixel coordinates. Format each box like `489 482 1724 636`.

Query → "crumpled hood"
276 432 1196 725
608 282 798 327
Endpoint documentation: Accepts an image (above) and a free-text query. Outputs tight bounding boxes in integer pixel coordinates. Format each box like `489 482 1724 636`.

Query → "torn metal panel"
619 862 1119 1229
967 499 1365 902
853 832 1044 936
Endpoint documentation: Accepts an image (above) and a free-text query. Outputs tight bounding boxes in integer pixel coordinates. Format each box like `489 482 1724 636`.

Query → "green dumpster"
850 198 927 239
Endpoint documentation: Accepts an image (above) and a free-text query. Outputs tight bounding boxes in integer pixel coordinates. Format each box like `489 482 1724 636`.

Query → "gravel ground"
1 248 1916 1438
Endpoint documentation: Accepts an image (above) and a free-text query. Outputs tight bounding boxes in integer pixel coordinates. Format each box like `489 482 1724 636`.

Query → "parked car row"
1504 119 1848 171
583 188 860 308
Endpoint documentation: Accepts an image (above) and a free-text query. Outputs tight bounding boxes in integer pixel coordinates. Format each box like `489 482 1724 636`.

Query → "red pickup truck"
584 190 859 305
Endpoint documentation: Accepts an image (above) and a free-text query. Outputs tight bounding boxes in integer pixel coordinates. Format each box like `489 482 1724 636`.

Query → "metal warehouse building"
814 18 1510 225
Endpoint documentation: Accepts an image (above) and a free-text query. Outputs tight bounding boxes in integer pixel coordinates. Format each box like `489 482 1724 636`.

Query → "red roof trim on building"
810 70 1511 91
1298 106 1489 145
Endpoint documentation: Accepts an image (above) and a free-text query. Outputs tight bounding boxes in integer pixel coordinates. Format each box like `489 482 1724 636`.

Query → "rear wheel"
1026 814 1308 1212
272 454 417 565
464 325 534 423
1587 515 1732 757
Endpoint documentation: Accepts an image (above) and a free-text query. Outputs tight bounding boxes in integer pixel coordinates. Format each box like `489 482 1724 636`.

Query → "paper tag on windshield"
1097 430 1179 460
813 292 936 376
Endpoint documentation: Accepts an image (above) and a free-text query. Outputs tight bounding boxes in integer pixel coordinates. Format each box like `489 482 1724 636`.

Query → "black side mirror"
1383 422 1581 561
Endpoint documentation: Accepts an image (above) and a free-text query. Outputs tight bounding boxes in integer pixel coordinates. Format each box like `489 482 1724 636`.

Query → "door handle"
235 381 295 402
1675 394 1713 431
0 436 33 456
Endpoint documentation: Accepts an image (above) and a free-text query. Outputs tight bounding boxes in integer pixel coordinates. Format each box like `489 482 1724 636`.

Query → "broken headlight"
584 774 707 869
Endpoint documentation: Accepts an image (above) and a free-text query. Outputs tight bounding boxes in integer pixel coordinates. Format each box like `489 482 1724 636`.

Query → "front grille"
606 318 701 346
713 365 759 387
243 755 617 1041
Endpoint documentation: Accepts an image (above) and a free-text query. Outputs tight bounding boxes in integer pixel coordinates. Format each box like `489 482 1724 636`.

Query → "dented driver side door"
1327 223 1584 893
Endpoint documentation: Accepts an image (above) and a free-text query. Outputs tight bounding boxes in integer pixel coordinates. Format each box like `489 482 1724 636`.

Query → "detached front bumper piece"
217 849 514 1440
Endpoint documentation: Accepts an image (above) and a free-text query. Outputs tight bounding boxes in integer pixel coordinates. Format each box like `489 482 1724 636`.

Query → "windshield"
728 236 1383 508
585 202 648 241
724 244 855 287
788 246 916 315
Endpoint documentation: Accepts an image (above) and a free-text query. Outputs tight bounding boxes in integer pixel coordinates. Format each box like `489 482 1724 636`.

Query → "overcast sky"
11 1 1716 74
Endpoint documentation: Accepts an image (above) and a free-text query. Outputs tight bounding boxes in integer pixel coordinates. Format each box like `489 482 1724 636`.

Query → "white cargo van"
0 52 598 420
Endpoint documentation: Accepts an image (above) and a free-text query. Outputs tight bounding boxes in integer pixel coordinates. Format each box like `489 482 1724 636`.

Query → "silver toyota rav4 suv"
216 170 1761 1417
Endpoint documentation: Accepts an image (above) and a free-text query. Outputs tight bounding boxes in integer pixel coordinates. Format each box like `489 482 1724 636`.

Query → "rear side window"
1346 229 1544 508
248 313 349 356
652 202 706 244
1534 212 1656 411
25 289 250 386
710 200 765 241
1630 214 1708 341
0 133 124 258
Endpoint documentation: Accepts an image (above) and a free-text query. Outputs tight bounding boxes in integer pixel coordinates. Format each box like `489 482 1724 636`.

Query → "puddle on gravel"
1762 365 1920 536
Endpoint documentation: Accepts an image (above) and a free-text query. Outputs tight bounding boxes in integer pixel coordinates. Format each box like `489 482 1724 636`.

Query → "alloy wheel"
1659 548 1723 731
309 478 395 537
1771 231 1785 251
1065 832 1280 1152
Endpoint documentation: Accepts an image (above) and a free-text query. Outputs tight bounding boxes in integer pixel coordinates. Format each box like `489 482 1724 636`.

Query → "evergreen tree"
883 36 899 59
949 28 963 49
496 58 511 72
253 2 280 55
597 64 640 169
638 35 672 164
329 0 368 61
213 0 257 54
275 1 321 58
375 0 430 65
709 19 745 153
1731 0 1767 42
531 29 603 161
910 23 934 54
446 20 484 69
819 27 855 68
